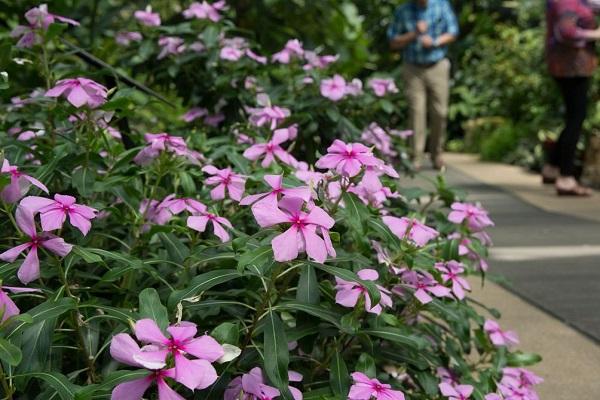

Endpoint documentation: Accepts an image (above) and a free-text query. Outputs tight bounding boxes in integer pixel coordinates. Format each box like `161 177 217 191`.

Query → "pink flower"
389 129 413 139
294 163 326 187
484 320 519 348
109 321 222 399
243 128 297 167
45 77 108 108
181 107 208 122
448 202 494 231
0 286 41 322
345 78 363 96
202 165 246 202
361 123 398 158
159 195 206 216
1 159 48 203
0 207 72 284
303 50 338 70
224 367 303 400
497 368 542 400
272 39 304 64
320 75 347 101
382 216 439 247
349 184 399 209
246 49 267 64
246 96 291 130
11 4 79 48
368 78 399 97
116 31 142 46
220 46 244 61
335 269 392 315
158 36 186 59
134 7 161 26
140 199 173 228
348 372 405 400
397 270 451 304
315 139 381 177
435 261 470 300
20 194 97 236
134 133 202 166
187 211 233 243
183 1 226 22
252 197 335 263
439 383 474 400
240 174 311 209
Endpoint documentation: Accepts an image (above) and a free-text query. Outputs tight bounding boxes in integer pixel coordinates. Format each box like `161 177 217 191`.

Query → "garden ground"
410 154 600 399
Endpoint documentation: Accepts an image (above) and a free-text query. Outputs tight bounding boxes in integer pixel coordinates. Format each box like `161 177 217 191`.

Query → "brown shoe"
555 176 592 197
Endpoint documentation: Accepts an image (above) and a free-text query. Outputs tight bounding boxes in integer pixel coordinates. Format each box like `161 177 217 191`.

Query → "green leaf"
45 23 67 41
139 288 169 331
157 232 190 265
442 238 461 261
211 322 239 345
16 317 55 373
19 372 80 400
0 337 21 366
361 327 428 350
168 269 240 309
276 301 342 328
368 218 400 246
341 192 369 234
72 246 103 263
507 351 542 367
72 167 96 197
355 353 376 377
237 245 273 274
329 351 349 397
414 370 439 396
8 298 76 339
312 264 381 307
75 370 150 399
296 265 320 304
263 310 293 399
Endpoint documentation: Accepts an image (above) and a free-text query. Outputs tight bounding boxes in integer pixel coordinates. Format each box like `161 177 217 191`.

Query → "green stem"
0 364 13 400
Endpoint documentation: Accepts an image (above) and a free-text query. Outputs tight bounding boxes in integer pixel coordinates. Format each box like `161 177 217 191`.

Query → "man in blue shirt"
388 0 459 170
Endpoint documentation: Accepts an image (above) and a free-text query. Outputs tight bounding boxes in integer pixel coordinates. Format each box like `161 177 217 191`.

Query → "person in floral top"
544 0 600 196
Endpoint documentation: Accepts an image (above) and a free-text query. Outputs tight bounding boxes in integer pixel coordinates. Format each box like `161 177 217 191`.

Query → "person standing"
387 0 459 170
543 0 600 196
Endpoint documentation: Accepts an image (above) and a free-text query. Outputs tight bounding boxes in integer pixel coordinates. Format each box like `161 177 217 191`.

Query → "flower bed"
0 3 541 400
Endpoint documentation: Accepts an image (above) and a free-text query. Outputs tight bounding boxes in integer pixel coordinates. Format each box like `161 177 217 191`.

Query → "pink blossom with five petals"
134 7 161 26
348 372 405 400
45 77 108 108
368 78 399 97
320 75 347 102
243 128 297 167
484 320 519 348
20 194 98 236
240 174 311 209
439 382 474 400
396 270 451 304
335 269 392 315
315 139 381 177
435 261 471 300
0 285 41 322
202 165 246 202
187 211 233 243
448 202 494 231
224 367 303 400
0 159 48 203
382 216 439 247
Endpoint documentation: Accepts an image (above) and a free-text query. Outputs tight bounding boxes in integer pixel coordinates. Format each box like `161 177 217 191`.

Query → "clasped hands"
416 20 435 48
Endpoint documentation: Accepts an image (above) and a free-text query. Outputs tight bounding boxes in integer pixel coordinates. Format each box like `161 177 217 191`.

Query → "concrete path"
406 153 600 399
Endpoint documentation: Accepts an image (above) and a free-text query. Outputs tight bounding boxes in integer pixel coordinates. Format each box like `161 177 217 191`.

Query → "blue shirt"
387 0 459 65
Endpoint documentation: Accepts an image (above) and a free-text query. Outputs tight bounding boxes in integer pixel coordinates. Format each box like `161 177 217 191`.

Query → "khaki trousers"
402 58 450 166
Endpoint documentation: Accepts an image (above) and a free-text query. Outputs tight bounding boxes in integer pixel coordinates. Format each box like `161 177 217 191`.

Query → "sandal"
541 164 558 185
556 184 592 197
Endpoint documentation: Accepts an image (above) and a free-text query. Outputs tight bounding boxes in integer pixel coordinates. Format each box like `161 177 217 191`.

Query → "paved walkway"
406 153 600 399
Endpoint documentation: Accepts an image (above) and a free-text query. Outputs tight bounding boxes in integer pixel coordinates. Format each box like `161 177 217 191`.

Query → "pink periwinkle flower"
45 77 108 108
116 31 142 46
389 129 413 139
224 367 303 400
272 39 304 64
437 367 460 385
202 165 246 202
484 320 519 348
361 123 398 158
349 184 400 209
0 285 41 323
134 133 202 166
382 216 439 247
335 269 392 315
345 78 363 96
349 372 405 400
435 260 470 300
187 210 233 243
294 163 326 187
1 159 48 203
243 128 297 167
181 107 208 122
439 382 474 400
246 97 291 130
315 139 381 177
498 367 542 400
134 7 161 26
183 1 226 22
110 319 223 398
158 36 186 59
159 195 206 216
303 50 338 70
320 75 347 102
204 112 225 127
20 194 98 236
246 49 267 64
240 174 311 209
220 46 244 61
448 202 494 232
397 270 451 304
252 197 335 263
0 207 72 284
368 78 399 97
11 4 79 48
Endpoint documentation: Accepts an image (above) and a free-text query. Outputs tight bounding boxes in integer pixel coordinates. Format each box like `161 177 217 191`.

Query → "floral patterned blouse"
546 0 598 77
